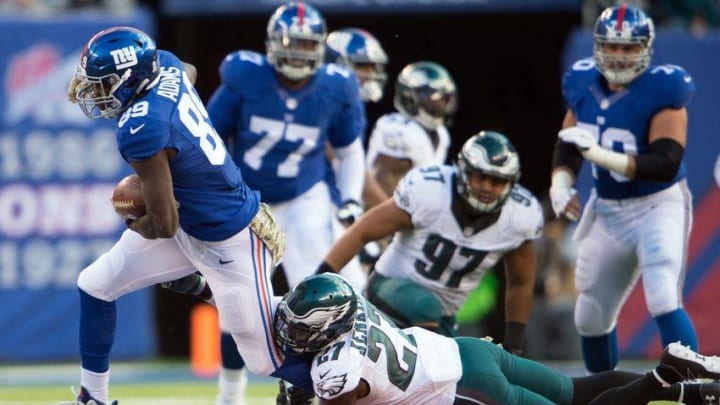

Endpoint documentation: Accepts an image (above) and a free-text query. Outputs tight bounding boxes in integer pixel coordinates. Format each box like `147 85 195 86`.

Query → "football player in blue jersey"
549 4 699 373
60 26 312 405
177 3 367 404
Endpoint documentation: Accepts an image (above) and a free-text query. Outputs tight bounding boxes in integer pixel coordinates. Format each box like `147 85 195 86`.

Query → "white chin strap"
360 81 383 102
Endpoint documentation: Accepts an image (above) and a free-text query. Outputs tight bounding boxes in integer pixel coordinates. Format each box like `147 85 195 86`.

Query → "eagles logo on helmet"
394 61 458 130
455 131 521 213
274 273 357 355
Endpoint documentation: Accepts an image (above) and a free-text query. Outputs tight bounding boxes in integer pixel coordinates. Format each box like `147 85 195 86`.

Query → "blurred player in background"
325 27 389 263
325 27 388 105
549 4 699 373
163 2 368 404
317 131 542 354
62 26 291 405
365 61 458 206
275 273 720 405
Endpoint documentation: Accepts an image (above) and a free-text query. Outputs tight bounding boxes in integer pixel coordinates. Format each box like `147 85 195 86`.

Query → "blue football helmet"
593 4 655 85
394 61 458 130
455 131 521 213
326 28 388 102
73 26 159 119
274 273 357 355
266 1 327 81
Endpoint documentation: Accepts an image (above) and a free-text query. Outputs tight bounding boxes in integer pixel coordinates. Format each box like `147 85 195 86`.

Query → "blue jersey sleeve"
561 58 595 112
327 69 365 148
117 116 171 162
208 84 241 143
653 65 694 109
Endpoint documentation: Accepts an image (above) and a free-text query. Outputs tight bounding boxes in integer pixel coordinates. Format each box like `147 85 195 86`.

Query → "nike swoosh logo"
219 258 234 265
319 370 330 379
129 124 145 134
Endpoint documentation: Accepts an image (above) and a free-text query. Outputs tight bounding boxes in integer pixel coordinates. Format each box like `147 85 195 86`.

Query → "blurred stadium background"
1 0 719 403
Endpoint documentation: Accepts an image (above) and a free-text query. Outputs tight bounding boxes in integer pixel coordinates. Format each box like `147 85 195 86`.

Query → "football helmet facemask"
394 61 458 130
455 131 521 213
593 4 655 85
266 1 327 81
326 28 388 102
73 26 159 119
274 273 357 355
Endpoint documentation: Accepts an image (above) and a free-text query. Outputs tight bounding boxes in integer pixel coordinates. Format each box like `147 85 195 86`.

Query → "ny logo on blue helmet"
593 4 655 85
74 26 159 119
266 1 327 81
326 28 388 102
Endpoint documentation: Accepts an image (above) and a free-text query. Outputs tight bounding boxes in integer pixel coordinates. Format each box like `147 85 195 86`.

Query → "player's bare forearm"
504 282 534 324
372 155 412 196
129 149 179 238
181 62 197 85
503 241 536 323
362 171 390 209
325 199 411 270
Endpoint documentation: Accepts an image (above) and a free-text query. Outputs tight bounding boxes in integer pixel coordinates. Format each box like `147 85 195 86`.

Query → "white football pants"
77 224 284 376
573 181 693 336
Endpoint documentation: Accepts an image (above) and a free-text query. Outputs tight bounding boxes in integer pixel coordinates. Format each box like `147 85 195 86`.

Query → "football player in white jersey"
275 273 720 405
550 4 698 373
365 61 458 206
316 131 542 354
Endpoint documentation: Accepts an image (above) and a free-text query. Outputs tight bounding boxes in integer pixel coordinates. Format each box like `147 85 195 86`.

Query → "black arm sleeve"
634 138 684 182
551 138 584 177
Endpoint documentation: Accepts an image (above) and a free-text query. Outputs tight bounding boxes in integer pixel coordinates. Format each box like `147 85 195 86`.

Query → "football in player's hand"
112 174 146 221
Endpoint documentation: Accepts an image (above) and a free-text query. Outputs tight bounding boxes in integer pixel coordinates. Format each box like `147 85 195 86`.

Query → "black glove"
359 241 382 267
314 261 336 275
337 199 363 226
503 321 526 356
160 272 214 304
276 379 315 405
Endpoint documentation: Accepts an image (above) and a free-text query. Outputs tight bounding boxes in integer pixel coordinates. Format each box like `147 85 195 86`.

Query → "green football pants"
454 337 574 405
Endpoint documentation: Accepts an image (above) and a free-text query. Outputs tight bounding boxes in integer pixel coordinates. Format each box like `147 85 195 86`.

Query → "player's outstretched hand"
559 126 595 152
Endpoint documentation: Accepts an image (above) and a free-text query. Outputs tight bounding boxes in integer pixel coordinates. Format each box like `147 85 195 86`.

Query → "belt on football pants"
249 202 287 268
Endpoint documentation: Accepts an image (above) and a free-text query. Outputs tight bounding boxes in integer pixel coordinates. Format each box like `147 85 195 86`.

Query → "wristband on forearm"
315 261 337 275
503 321 527 354
552 139 583 176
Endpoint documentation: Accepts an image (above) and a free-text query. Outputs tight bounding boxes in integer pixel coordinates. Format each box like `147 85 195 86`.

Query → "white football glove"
549 184 578 221
559 126 630 176
558 126 595 153
337 199 363 226
549 170 579 221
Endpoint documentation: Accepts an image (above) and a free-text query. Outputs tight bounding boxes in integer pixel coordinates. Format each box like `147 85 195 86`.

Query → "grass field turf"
0 383 682 405
0 361 684 404
0 381 278 404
